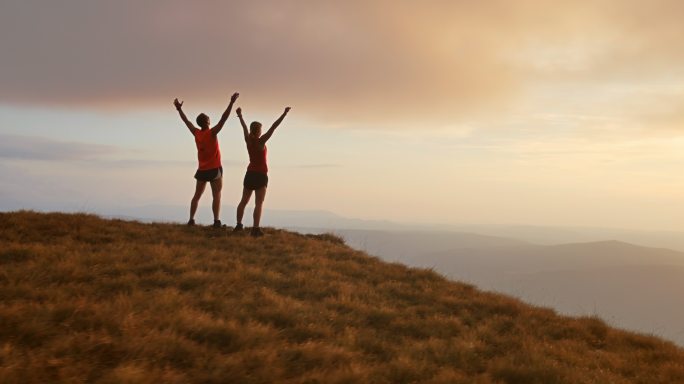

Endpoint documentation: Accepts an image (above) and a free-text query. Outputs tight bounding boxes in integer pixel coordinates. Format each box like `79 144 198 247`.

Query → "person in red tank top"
174 93 239 228
234 106 291 237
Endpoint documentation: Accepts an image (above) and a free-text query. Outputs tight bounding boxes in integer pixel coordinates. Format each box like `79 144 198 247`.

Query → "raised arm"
211 92 239 136
174 98 197 135
236 107 249 142
260 107 291 144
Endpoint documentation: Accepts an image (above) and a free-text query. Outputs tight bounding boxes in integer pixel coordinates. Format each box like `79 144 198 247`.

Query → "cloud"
285 163 342 169
0 134 205 167
0 134 119 161
102 159 242 168
631 91 684 135
1 1 683 128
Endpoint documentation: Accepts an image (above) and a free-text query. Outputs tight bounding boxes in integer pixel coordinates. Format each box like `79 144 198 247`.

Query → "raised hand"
173 98 183 110
236 107 242 117
284 107 291 114
231 92 240 103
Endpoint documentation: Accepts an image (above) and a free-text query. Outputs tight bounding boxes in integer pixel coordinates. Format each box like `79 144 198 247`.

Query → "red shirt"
194 129 222 170
247 140 268 174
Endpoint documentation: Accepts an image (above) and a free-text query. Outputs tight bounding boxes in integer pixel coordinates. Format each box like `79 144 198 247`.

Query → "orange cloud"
1 1 683 128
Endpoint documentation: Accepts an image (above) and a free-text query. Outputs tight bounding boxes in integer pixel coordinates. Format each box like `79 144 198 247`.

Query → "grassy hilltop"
1 212 683 383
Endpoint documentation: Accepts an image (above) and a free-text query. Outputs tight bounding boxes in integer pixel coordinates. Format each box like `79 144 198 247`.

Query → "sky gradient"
1 0 683 230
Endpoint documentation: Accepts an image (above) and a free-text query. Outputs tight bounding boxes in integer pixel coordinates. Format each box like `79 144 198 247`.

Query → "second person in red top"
234 106 291 237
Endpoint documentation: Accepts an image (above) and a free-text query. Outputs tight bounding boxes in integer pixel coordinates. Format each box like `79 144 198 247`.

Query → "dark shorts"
194 167 223 182
243 171 268 190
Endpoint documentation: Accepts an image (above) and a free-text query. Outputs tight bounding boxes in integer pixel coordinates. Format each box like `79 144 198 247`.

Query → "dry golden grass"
1 211 683 383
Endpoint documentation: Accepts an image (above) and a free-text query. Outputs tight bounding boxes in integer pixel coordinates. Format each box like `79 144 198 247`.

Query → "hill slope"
1 212 683 383
337 230 684 346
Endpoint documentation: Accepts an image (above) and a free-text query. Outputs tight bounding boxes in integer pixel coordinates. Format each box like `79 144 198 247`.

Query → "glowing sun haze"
1 0 683 230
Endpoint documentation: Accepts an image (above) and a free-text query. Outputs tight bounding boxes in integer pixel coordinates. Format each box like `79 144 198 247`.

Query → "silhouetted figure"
234 106 291 237
174 93 239 227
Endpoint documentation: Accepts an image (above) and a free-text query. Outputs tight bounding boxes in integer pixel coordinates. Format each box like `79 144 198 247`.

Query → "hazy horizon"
5 201 684 254
2 1 684 232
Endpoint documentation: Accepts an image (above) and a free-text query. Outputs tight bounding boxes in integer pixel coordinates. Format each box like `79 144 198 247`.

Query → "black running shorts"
194 167 223 182
243 171 268 190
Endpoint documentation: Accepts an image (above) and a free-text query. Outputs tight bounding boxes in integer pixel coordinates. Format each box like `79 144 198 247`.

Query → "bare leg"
190 180 207 221
253 187 267 228
236 187 253 225
209 177 223 222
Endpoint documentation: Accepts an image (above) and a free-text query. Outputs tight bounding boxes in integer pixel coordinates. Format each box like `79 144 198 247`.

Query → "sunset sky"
1 0 683 230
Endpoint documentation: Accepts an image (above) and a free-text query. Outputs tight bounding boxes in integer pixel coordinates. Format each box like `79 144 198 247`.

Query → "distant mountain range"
98 203 684 251
444 224 684 254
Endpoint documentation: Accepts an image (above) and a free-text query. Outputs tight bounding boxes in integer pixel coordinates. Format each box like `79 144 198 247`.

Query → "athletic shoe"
233 223 244 232
250 228 264 237
212 220 222 229
187 219 195 226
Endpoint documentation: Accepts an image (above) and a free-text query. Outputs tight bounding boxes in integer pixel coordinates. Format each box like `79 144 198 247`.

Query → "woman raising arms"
234 106 291 237
174 92 239 228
